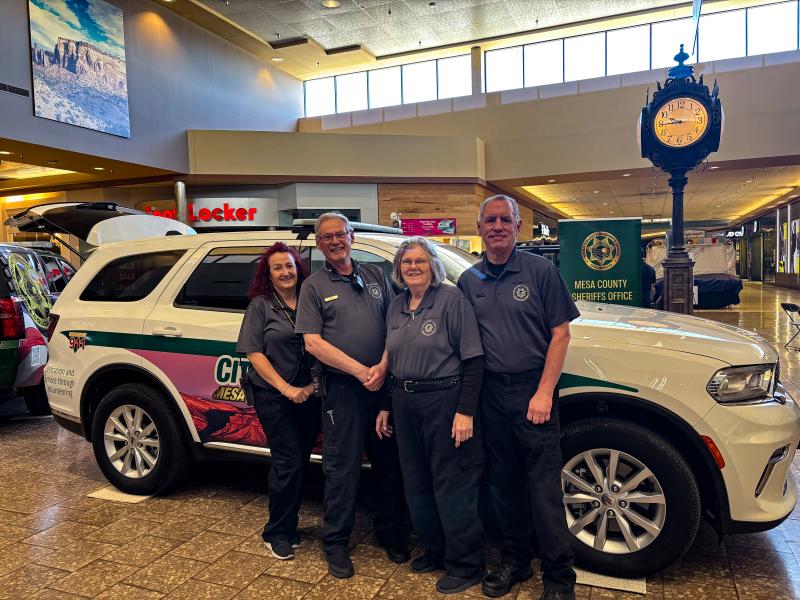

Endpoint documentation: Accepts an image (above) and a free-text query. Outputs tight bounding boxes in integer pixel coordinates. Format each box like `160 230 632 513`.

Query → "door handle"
152 327 183 337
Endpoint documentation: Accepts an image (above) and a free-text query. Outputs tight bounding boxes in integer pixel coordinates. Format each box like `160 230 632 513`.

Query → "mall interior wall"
0 0 303 174
300 55 800 182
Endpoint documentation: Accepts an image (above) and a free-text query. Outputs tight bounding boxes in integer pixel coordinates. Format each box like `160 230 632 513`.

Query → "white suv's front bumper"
695 384 800 527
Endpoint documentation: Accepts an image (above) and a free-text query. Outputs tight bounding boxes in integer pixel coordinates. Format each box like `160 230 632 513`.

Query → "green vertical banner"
558 218 642 306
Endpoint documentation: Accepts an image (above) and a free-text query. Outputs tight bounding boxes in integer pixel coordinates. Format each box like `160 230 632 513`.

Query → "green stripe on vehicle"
558 373 638 393
61 330 238 357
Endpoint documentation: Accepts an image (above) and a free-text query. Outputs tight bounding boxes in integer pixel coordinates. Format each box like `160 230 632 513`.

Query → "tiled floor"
0 281 799 599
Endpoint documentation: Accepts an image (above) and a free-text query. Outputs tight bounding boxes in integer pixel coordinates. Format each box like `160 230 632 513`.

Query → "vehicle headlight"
706 364 776 404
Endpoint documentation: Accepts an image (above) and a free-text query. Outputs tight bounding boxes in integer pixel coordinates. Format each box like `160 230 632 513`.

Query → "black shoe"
410 551 444 573
378 536 410 564
435 570 486 594
482 563 534 597
540 589 576 600
264 536 294 560
326 549 354 579
289 532 301 549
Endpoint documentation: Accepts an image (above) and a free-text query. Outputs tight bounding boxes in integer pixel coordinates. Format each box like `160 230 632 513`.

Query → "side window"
58 258 76 281
42 255 66 293
80 250 186 302
176 246 305 312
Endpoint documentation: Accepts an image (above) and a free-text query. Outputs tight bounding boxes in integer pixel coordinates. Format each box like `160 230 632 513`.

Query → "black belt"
392 375 461 393
485 370 541 385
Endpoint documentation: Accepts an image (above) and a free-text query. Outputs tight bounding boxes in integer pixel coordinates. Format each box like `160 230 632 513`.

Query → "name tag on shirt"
325 295 339 302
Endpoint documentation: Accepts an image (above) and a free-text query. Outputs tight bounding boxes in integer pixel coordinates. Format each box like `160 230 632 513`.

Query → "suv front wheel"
560 418 701 578
91 383 189 495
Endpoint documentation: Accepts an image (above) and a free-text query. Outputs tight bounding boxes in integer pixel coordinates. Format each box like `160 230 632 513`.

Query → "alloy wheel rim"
562 448 666 554
103 404 160 479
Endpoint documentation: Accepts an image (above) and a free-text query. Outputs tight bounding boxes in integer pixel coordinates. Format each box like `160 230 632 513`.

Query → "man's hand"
451 412 473 448
364 361 388 391
284 385 310 404
526 388 552 424
375 410 394 439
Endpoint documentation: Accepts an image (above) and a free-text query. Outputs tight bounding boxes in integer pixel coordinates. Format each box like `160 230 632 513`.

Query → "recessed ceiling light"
548 179 556 183
622 173 631 177
709 166 720 169
0 151 12 155
745 179 753 183
593 190 599 194
322 0 340 7
161 0 176 3
93 167 105 171
271 57 284 63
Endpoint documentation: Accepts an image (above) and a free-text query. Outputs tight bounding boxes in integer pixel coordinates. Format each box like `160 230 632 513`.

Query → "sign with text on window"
141 198 274 227
401 217 456 236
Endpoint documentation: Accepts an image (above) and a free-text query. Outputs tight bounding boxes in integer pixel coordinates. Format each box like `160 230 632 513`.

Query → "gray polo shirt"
386 284 483 380
458 249 579 374
236 295 308 389
295 260 394 370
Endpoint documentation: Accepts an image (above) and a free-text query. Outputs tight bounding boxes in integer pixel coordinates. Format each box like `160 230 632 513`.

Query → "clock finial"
667 43 694 79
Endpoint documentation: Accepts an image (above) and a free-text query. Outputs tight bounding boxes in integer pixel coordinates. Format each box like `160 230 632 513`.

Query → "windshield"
434 243 480 283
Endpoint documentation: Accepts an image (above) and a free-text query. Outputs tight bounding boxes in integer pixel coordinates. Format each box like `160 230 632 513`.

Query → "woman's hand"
451 413 473 448
375 410 394 439
284 385 310 404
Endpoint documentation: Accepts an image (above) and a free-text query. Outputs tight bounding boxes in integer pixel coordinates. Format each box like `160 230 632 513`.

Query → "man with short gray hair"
459 195 578 600
295 211 409 578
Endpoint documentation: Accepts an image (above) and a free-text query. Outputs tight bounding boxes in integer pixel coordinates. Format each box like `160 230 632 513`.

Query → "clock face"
653 97 709 148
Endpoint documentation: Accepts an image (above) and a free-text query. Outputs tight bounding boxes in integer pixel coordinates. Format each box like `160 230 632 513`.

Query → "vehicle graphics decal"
60 330 638 445
60 330 265 446
68 332 87 353
557 373 638 393
16 312 47 388
8 253 51 331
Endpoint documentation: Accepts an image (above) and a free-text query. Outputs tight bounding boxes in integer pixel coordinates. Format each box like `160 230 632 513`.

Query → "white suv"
44 223 799 579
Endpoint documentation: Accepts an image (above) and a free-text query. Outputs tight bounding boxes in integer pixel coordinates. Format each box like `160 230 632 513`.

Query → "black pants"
321 372 407 555
481 373 576 592
393 384 484 577
253 386 321 543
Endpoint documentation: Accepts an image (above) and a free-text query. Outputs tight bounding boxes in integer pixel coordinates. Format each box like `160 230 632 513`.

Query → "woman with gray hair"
376 236 487 594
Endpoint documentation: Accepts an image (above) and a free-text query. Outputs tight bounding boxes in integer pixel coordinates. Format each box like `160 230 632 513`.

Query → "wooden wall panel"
379 183 535 239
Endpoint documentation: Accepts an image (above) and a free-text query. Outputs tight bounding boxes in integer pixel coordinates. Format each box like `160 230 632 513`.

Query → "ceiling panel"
519 165 800 223
196 0 684 57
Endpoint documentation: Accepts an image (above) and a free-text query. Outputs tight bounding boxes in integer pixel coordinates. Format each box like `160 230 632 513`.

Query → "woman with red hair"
237 242 319 560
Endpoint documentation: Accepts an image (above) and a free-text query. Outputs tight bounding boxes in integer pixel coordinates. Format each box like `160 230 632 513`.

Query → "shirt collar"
477 248 522 279
401 284 438 315
324 258 360 282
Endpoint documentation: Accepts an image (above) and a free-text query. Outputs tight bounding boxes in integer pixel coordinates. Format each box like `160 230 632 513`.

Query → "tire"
560 418 700 578
91 383 190 495
21 383 51 415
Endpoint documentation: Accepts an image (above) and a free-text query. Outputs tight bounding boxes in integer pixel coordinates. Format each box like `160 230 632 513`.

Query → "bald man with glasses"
295 212 409 579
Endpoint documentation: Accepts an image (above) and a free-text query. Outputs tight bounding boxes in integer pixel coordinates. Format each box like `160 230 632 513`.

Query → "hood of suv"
5 202 195 246
573 302 778 366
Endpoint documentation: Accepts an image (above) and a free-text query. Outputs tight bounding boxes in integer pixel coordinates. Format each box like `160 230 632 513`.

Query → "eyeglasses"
400 258 429 268
318 231 350 243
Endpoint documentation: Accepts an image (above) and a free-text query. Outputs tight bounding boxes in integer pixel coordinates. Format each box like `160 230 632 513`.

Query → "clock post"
639 45 723 314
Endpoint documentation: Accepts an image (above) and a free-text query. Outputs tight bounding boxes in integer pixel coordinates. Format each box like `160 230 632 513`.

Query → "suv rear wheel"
91 383 189 495
560 418 700 578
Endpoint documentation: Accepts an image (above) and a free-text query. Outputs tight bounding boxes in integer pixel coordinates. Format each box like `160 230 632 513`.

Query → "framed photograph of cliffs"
28 0 130 138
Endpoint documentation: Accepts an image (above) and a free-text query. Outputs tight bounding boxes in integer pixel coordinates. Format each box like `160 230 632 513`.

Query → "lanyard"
271 293 296 328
